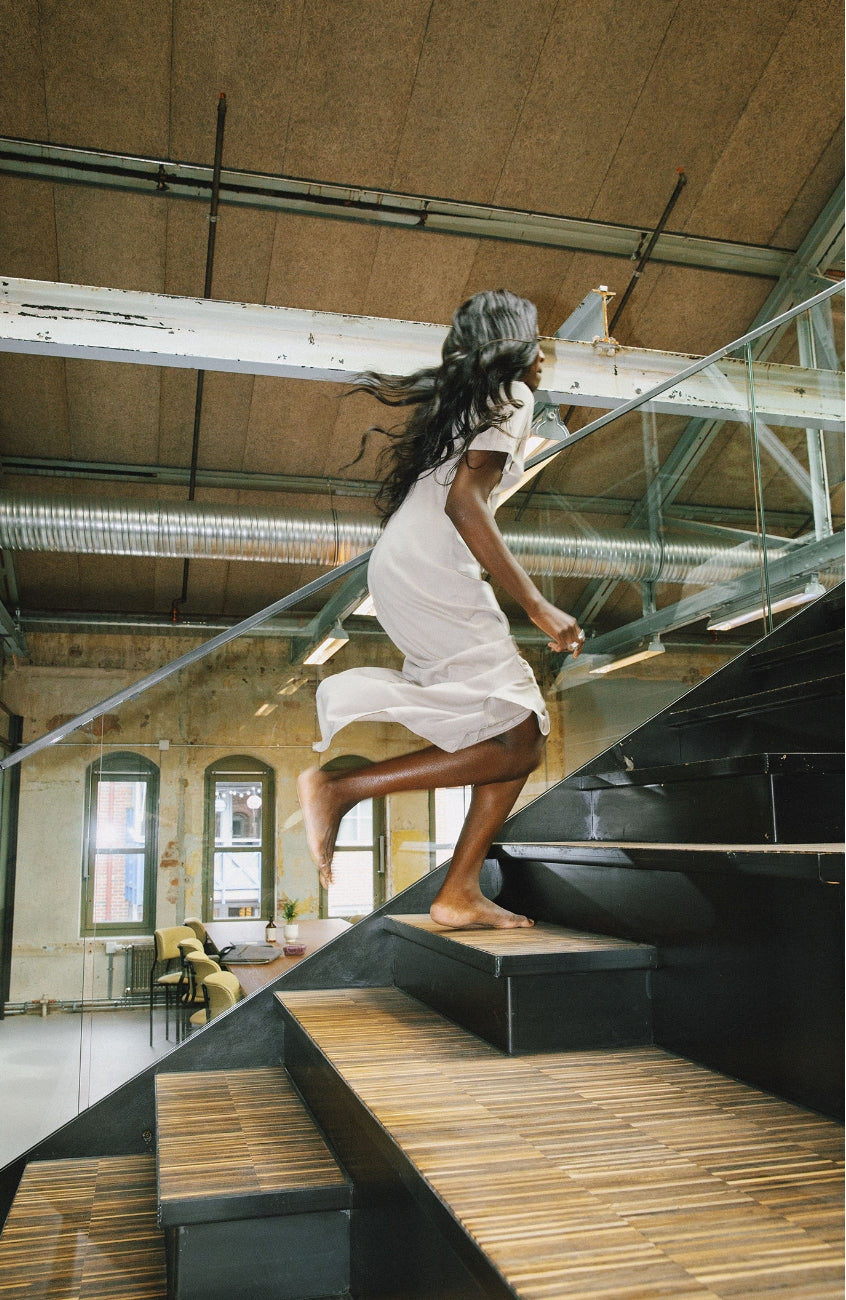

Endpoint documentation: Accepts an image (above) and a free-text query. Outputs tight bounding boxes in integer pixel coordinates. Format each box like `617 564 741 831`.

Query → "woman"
297 290 584 930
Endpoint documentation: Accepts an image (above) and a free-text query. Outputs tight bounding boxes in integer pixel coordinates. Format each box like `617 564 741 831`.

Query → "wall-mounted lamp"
589 637 665 676
706 580 825 633
303 621 349 666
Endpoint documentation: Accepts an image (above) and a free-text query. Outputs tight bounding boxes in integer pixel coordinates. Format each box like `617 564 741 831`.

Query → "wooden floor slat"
389 915 653 960
278 988 844 1300
155 1066 349 1215
0 1156 166 1299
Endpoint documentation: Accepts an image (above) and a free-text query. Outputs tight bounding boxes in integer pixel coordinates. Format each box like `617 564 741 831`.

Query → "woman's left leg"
429 774 535 928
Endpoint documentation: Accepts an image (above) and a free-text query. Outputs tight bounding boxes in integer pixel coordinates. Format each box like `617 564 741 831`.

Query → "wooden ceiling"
0 0 843 629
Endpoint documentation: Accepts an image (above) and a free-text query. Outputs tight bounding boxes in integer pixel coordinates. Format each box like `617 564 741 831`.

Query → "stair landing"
278 987 844 1300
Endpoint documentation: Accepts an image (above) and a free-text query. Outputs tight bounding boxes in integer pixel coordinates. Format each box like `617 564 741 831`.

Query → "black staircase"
0 586 842 1298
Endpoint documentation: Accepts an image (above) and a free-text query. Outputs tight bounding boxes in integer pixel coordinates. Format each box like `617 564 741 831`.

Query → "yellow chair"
182 953 221 1034
149 925 195 1044
184 917 208 944
202 970 243 1022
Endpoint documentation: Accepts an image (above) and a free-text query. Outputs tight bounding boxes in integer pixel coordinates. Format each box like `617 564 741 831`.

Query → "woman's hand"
528 597 586 656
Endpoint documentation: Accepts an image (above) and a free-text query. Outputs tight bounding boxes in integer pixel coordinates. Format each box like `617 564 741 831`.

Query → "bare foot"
429 890 534 930
296 767 343 889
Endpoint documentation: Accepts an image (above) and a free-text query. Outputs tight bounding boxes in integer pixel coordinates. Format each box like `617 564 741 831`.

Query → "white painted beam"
0 278 842 430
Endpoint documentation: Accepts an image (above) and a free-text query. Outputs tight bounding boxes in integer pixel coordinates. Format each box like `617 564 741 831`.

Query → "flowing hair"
349 290 539 520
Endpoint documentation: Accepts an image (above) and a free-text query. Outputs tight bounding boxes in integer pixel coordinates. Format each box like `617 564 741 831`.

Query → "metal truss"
0 136 794 279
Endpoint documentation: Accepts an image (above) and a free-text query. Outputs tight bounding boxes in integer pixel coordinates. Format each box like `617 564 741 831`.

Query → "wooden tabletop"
204 918 350 996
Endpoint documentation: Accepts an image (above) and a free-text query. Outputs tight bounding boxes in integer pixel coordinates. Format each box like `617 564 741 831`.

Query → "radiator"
125 944 156 994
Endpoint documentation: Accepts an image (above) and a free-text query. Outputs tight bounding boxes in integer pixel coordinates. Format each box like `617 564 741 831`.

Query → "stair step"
386 916 656 1053
495 840 845 883
278 987 844 1300
0 1155 166 1298
156 1068 351 1300
667 672 843 725
573 751 842 788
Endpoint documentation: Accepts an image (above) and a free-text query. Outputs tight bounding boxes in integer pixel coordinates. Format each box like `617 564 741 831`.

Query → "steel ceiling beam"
554 532 843 690
0 596 26 657
1 278 841 430
0 137 796 279
570 188 845 625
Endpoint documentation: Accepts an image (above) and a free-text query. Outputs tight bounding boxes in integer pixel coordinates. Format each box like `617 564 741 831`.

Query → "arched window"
203 755 274 922
321 756 385 920
81 752 159 935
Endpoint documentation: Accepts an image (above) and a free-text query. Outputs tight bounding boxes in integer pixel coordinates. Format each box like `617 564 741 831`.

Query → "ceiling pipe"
0 493 797 587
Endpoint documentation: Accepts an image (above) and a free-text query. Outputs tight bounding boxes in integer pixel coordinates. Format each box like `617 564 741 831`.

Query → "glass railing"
0 280 842 1166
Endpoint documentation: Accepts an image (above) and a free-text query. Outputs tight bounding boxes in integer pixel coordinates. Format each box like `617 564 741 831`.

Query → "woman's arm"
445 449 584 655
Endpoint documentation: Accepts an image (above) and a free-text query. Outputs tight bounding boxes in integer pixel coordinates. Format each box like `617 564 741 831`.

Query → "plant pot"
283 923 299 941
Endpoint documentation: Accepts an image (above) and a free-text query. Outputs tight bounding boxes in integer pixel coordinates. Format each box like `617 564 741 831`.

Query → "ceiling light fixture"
706 580 826 632
589 637 665 676
303 621 349 666
353 593 378 617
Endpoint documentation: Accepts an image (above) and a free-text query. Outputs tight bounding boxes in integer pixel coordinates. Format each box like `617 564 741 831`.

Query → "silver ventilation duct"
0 493 793 586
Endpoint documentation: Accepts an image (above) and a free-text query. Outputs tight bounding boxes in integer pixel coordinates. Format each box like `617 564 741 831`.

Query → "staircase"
0 589 842 1297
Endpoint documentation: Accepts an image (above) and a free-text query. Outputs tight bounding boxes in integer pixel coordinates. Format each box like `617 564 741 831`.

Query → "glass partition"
0 282 842 1167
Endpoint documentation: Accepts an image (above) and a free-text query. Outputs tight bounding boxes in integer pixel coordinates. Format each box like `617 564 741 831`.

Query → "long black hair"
350 290 539 520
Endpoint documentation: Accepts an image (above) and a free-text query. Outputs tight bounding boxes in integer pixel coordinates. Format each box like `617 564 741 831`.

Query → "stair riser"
393 943 653 1053
590 771 843 843
515 771 843 844
282 1014 510 1300
497 856 845 1118
166 1212 350 1300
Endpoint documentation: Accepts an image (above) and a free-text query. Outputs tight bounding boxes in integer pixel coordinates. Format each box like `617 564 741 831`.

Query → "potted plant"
281 898 300 941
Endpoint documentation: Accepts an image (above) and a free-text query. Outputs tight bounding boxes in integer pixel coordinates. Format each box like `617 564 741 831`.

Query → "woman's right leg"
297 714 545 923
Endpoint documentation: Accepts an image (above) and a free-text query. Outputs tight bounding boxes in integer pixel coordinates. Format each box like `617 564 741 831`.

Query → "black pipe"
515 171 688 523
174 93 227 620
609 169 687 334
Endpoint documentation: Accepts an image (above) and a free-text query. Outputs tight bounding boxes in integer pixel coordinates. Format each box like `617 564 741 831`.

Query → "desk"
204 918 350 996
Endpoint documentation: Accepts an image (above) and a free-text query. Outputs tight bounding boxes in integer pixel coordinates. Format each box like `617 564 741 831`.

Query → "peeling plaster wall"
1 630 721 1002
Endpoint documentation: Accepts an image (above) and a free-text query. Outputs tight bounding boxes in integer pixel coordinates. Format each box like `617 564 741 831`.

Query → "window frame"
202 754 275 924
80 751 159 937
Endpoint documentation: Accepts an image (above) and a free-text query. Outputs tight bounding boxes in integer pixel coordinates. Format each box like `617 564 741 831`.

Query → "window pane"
434 787 471 865
212 849 262 918
214 781 262 845
326 850 374 917
95 779 147 850
336 800 373 846
91 852 145 924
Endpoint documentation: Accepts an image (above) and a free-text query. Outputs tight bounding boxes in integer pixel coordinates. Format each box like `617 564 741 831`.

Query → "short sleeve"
468 381 534 478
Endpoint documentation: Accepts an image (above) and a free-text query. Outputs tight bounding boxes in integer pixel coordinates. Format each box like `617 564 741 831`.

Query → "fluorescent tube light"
254 702 277 716
303 622 349 666
707 580 825 632
589 638 665 676
353 593 378 617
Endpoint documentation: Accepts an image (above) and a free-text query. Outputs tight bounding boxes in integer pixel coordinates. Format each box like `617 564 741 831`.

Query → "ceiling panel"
39 0 173 155
282 0 434 188
0 0 48 140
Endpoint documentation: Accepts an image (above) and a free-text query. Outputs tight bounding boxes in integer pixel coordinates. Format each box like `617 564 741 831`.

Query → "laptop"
216 942 279 964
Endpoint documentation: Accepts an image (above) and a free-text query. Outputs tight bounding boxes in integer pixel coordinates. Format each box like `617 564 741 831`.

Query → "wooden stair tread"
155 1067 350 1225
278 987 844 1300
385 914 657 975
0 1156 166 1299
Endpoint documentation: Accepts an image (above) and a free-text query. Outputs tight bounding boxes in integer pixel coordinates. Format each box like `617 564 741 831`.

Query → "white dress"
314 380 549 753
